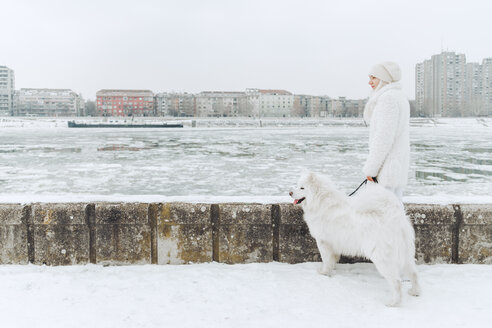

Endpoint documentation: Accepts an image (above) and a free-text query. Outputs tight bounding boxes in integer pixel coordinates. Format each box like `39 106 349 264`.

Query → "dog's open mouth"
293 197 305 205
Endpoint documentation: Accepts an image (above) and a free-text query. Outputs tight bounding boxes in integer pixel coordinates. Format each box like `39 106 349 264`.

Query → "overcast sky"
2 0 491 100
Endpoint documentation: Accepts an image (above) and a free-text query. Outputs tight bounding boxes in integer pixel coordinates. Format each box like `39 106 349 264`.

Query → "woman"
362 62 410 201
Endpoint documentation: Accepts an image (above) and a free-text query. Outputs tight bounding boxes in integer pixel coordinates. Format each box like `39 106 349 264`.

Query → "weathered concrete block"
1 201 490 266
157 203 212 264
405 204 456 264
32 203 89 265
459 204 492 264
95 203 149 225
95 203 151 264
0 204 28 264
218 204 273 264
279 204 320 263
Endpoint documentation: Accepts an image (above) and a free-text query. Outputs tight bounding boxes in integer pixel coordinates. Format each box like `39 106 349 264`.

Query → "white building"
0 66 15 116
465 62 483 116
415 62 425 116
250 89 293 117
15 88 83 116
416 51 492 117
245 88 261 117
482 58 492 116
415 52 467 116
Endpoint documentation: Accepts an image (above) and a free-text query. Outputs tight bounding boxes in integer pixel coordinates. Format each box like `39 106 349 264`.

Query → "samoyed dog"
289 171 420 306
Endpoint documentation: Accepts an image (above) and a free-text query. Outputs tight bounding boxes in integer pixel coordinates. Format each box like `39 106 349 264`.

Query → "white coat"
362 82 410 188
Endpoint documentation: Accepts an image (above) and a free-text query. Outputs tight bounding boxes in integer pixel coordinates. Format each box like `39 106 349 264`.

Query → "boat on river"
68 121 183 128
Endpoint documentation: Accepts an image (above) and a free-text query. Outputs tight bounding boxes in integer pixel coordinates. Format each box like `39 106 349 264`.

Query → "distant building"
346 99 366 117
155 92 195 117
482 58 492 116
195 91 248 117
466 62 483 116
0 66 15 116
416 51 467 117
330 97 346 117
319 97 331 117
415 62 425 116
245 88 260 117
322 97 366 118
293 95 324 117
415 59 437 117
416 51 492 117
249 89 293 117
155 89 302 117
96 89 154 116
15 88 83 116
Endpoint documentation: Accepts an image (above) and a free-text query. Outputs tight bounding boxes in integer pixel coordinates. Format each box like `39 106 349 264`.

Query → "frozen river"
0 117 491 203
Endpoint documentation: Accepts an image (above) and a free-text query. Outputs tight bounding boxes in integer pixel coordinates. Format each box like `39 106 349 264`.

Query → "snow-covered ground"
1 262 490 328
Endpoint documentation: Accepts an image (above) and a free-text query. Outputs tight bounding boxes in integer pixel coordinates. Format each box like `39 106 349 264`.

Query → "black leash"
348 177 378 197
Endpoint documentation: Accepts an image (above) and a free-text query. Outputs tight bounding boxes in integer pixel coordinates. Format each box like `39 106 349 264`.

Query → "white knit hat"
369 61 402 83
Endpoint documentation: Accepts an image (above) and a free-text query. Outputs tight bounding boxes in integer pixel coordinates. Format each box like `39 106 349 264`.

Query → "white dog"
290 171 420 306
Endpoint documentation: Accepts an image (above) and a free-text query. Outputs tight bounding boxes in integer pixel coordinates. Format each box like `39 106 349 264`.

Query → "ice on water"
0 117 491 203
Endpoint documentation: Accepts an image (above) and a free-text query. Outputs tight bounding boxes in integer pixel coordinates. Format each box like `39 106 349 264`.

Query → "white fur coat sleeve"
362 93 399 178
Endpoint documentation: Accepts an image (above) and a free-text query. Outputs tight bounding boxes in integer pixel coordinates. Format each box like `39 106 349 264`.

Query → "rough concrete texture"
405 204 456 264
95 203 151 265
157 203 212 264
218 204 273 264
0 204 28 264
0 202 490 265
32 203 90 265
459 204 492 264
279 204 320 263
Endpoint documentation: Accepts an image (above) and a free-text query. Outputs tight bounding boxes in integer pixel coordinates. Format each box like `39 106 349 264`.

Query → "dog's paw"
317 266 334 277
385 298 401 307
408 287 421 297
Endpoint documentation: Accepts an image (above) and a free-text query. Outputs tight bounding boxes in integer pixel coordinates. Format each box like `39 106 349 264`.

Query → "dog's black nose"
289 191 293 196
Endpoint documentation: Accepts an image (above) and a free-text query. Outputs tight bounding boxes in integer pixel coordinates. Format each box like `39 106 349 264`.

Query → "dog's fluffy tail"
399 214 417 275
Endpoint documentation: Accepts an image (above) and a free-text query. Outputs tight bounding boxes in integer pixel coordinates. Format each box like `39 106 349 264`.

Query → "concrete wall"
0 203 490 265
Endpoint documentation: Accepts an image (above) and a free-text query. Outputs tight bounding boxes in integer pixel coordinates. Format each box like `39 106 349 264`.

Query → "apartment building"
0 66 15 116
195 91 249 117
253 89 294 117
415 62 425 116
466 62 483 116
293 95 323 117
15 88 83 116
416 51 492 117
482 58 492 116
155 92 195 116
96 89 154 116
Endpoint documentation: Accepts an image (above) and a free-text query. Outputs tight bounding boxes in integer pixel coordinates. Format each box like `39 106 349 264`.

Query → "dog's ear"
304 171 321 194
307 171 317 183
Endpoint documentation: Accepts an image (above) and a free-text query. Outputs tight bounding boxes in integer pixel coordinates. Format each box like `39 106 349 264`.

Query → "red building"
96 89 154 116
